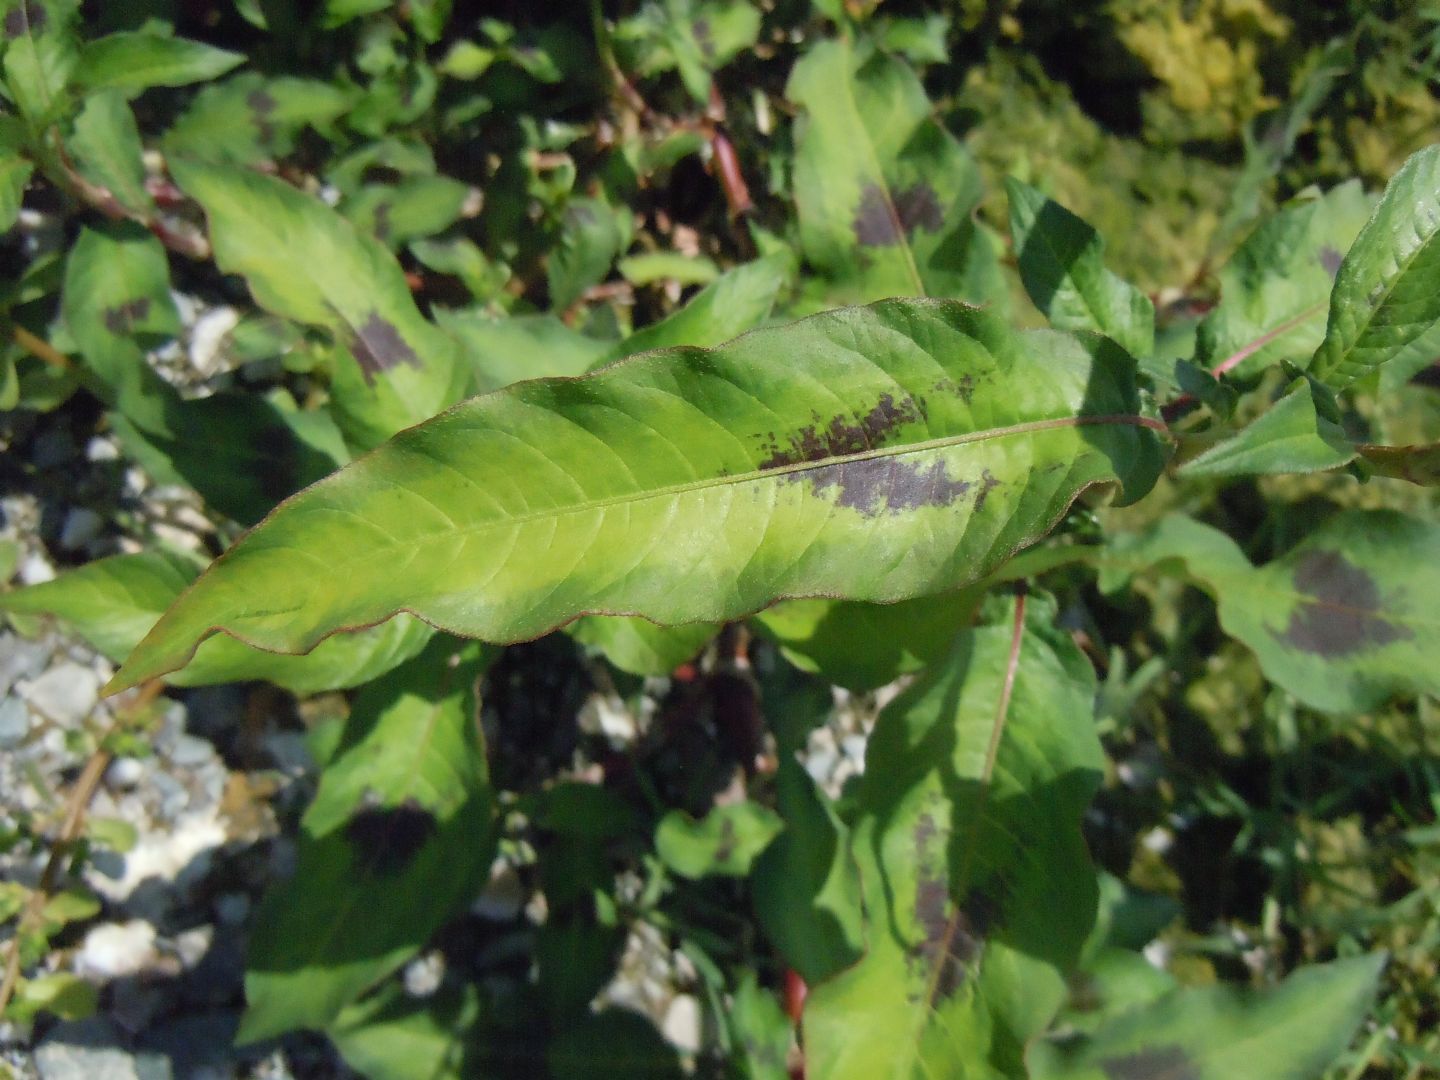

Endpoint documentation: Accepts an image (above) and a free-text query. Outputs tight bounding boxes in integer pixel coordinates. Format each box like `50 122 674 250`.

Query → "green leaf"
1103 511 1440 713
599 254 793 363
342 175 473 251
567 616 716 676
786 39 1001 307
1030 954 1384 1080
1310 144 1440 390
751 592 975 692
656 801 783 878
74 31 244 95
1006 178 1154 357
438 309 610 394
2 2 77 130
803 597 1105 1079
1355 440 1440 485
171 157 467 449
751 754 865 984
547 1008 683 1079
1197 182 1371 381
548 196 626 310
68 88 150 216
238 638 496 1043
0 551 434 694
727 971 792 1080
4 973 97 1024
618 251 720 287
106 299 1165 694
0 146 33 232
1176 379 1355 478
163 72 350 166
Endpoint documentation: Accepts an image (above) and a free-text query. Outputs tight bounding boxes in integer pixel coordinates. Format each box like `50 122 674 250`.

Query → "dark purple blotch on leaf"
1318 245 1343 278
713 816 737 864
103 297 151 335
344 798 437 876
1280 549 1411 657
806 457 973 517
907 812 992 1001
853 182 945 247
372 201 392 244
3 1 44 39
757 392 924 470
246 88 277 145
1099 1045 1201 1080
350 311 423 384
691 17 714 59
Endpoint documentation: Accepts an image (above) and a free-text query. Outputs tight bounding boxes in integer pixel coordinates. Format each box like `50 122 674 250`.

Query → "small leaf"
68 88 150 215
1310 144 1440 389
1006 178 1154 357
439 309 610 394
0 144 33 233
1031 954 1384 1080
239 639 496 1043
567 616 716 676
74 31 244 95
1177 379 1355 479
171 157 466 448
548 196 626 310
106 300 1165 694
163 72 350 166
1104 512 1440 713
656 801 783 878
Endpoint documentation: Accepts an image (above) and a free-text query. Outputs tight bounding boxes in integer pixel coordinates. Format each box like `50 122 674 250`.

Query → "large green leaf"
1310 144 1440 390
786 39 1002 307
1006 179 1154 358
0 551 434 694
170 158 467 448
1101 511 1440 713
238 638 496 1043
1196 182 1371 381
74 31 244 95
106 300 1164 694
1031 954 1384 1080
803 597 1105 1079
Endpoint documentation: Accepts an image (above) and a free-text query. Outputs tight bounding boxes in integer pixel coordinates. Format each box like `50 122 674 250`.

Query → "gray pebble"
59 508 104 552
166 734 215 769
0 694 30 749
34 1017 171 1080
17 663 100 726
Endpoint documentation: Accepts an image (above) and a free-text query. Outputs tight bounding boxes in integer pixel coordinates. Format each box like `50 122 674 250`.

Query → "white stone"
18 551 55 585
661 994 702 1054
403 951 445 997
85 437 121 462
578 692 637 745
472 859 525 922
17 663 100 726
58 508 104 551
76 921 158 980
105 757 145 789
187 305 240 376
88 810 226 905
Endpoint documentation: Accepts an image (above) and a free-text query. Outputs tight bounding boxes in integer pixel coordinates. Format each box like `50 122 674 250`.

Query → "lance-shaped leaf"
238 638 496 1043
1355 440 1440 485
0 551 434 694
803 596 1105 1079
1176 379 1354 479
1196 182 1371 381
106 300 1164 695
1101 511 1440 713
74 31 244 95
1006 179 1154 358
787 39 1002 307
1309 144 1440 390
1030 953 1383 1080
170 157 467 449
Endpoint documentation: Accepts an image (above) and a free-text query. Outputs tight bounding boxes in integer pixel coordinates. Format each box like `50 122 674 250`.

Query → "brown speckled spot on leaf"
246 88 277 145
1280 549 1411 657
853 182 945 247
372 202 392 243
350 311 423 384
692 17 714 59
1100 1046 1201 1080
344 798 437 876
714 816 736 864
757 393 924 469
805 457 972 517
103 297 151 335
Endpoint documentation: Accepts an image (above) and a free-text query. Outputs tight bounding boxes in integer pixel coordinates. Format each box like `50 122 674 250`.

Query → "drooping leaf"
1102 511 1440 713
1176 379 1354 478
0 550 435 693
74 31 244 95
1196 182 1371 381
170 157 467 448
1006 178 1154 358
547 196 626 310
803 596 1105 1079
786 39 1003 308
68 88 150 216
1030 954 1384 1080
656 801 782 878
238 638 496 1043
751 592 976 692
751 754 865 984
105 299 1165 693
1310 144 1440 390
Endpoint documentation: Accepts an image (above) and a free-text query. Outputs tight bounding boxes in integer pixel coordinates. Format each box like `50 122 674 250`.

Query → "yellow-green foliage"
1109 0 1289 143
960 53 1235 291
